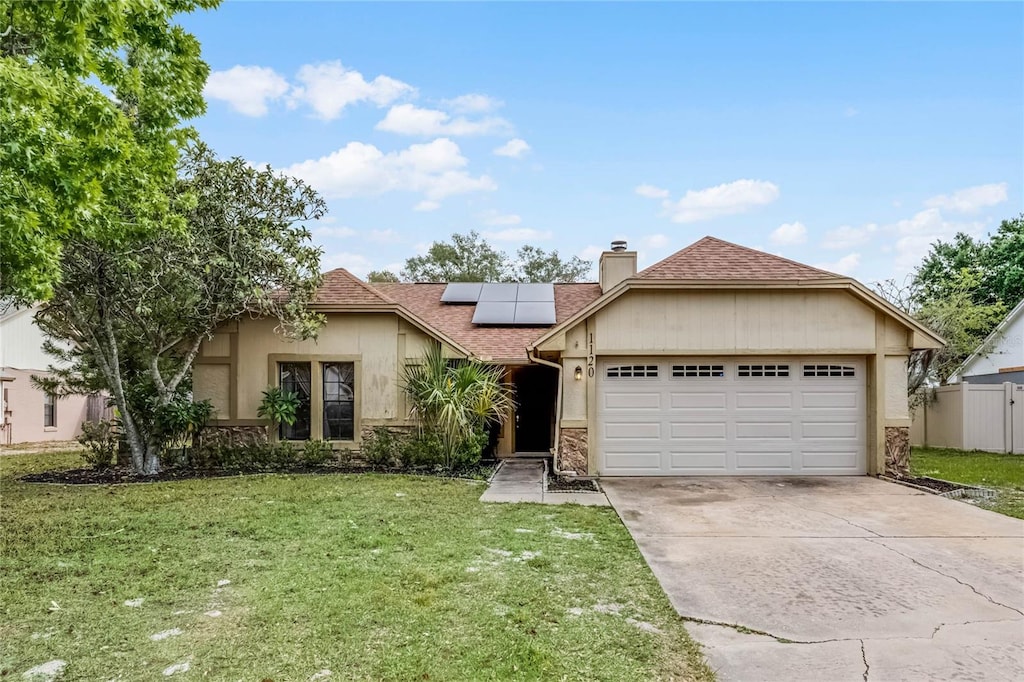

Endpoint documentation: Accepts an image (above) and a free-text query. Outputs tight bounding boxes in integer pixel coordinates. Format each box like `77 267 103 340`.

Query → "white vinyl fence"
911 382 1024 453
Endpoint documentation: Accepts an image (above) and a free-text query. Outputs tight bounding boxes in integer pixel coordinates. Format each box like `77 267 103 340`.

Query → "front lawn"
0 452 711 681
911 446 1024 519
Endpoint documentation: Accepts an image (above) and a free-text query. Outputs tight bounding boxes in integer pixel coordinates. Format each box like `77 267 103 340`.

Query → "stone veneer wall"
198 424 268 450
558 428 588 475
885 426 910 478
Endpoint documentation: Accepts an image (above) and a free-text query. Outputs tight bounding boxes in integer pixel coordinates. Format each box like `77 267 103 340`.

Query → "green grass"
911 446 1024 519
0 452 711 681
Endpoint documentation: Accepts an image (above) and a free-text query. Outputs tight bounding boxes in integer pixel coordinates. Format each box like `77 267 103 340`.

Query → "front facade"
195 237 943 477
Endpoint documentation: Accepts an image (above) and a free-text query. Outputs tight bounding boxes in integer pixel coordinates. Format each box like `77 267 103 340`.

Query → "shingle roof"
372 282 603 362
313 269 395 306
637 236 840 280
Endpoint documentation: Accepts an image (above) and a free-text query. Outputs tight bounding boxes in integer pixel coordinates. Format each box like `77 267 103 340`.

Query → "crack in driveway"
866 538 1024 617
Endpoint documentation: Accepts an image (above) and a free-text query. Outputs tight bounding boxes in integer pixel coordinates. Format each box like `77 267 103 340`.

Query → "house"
0 306 95 445
911 297 1024 453
193 236 944 477
948 297 1024 385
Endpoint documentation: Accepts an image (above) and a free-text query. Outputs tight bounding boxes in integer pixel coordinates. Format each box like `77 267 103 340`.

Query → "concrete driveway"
602 477 1024 681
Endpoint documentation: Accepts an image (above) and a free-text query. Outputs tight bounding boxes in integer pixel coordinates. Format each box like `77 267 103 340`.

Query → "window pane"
44 394 56 428
279 362 311 440
323 362 354 440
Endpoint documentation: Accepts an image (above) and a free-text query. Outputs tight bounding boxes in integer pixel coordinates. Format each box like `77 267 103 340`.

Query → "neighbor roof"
372 282 602 363
638 236 840 280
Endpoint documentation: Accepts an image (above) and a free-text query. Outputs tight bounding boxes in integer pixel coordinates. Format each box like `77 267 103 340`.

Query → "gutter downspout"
527 347 576 477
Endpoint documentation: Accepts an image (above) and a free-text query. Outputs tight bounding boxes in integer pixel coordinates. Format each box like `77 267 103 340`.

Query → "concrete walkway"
603 476 1024 682
479 459 609 506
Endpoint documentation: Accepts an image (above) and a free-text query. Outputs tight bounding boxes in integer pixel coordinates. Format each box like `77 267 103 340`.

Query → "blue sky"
182 1 1023 283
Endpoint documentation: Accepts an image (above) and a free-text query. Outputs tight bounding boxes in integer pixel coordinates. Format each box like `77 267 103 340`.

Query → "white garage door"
598 357 866 476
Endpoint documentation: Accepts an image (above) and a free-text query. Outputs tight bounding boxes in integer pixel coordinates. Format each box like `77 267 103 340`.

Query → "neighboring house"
194 236 943 477
0 306 93 445
949 297 1024 385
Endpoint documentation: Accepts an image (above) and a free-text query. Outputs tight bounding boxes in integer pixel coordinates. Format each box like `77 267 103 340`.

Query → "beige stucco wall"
194 313 448 428
560 322 588 423
592 289 878 353
884 356 910 420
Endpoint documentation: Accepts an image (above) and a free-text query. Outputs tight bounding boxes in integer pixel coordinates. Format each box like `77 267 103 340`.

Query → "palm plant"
402 345 514 470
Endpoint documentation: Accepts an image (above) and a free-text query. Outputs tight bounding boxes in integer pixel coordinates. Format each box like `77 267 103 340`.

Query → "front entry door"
514 365 558 453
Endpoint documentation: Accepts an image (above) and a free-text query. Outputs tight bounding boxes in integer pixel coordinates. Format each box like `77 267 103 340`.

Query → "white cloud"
441 93 503 113
368 229 402 243
313 225 357 239
322 251 373 277
281 138 496 205
376 104 512 136
642 234 670 248
479 210 521 226
770 221 807 246
204 66 290 116
635 184 670 199
813 253 860 276
661 179 780 223
923 183 1008 213
821 223 878 250
493 138 531 158
887 208 986 272
414 200 441 212
578 245 605 261
483 228 553 242
843 106 859 118
291 61 414 120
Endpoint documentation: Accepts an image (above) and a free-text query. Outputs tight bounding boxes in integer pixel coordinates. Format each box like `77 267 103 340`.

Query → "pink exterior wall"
1 368 90 445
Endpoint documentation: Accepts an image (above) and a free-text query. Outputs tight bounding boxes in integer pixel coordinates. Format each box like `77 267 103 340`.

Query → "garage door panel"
669 452 729 470
604 421 661 439
735 422 792 439
604 391 662 409
801 391 858 409
802 451 862 469
604 451 661 470
735 392 793 409
598 357 865 476
669 392 727 409
669 422 728 440
802 422 859 439
736 451 795 469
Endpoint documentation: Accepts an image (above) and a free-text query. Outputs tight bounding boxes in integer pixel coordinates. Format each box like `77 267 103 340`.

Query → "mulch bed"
20 462 498 485
546 474 601 493
894 475 965 494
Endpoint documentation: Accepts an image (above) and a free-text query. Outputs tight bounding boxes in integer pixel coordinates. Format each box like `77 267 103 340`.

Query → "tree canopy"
913 214 1024 310
36 144 325 474
396 231 593 283
0 0 219 304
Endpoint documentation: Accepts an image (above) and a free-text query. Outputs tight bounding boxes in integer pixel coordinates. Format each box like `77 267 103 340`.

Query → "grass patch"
911 446 1024 519
0 452 711 681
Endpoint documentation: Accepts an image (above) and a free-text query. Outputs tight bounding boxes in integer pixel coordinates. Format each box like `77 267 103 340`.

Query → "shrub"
191 440 299 471
362 426 404 469
402 346 513 471
77 420 118 469
301 439 334 467
257 386 301 428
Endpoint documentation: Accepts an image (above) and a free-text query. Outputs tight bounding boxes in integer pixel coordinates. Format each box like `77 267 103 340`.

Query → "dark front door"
514 365 558 453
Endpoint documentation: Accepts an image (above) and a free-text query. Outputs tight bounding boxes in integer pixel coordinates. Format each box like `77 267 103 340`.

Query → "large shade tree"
0 0 218 304
36 144 326 474
385 231 592 283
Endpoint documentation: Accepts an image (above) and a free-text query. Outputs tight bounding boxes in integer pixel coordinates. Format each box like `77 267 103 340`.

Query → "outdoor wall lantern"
574 365 583 381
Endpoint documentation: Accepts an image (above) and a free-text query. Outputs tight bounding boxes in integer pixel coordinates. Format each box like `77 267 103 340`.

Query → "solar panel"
441 282 484 304
516 283 555 302
472 301 517 325
513 301 557 325
479 282 519 302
